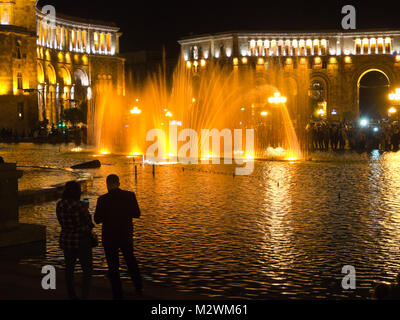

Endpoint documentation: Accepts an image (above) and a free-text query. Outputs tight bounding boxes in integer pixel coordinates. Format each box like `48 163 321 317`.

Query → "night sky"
37 0 400 53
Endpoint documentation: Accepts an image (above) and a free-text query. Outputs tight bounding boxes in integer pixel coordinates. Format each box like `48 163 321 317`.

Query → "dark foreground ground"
0 262 206 300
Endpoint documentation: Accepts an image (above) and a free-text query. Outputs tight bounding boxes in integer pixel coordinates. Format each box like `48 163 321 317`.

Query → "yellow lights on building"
87 87 92 100
344 56 352 64
389 107 397 114
285 58 293 65
329 57 337 64
260 111 268 117
395 55 400 63
314 57 322 64
300 57 306 65
268 92 287 104
389 88 400 102
65 53 71 63
200 59 206 67
82 55 88 65
233 57 239 66
242 57 248 64
193 60 198 67
186 61 192 69
165 111 173 118
257 58 264 65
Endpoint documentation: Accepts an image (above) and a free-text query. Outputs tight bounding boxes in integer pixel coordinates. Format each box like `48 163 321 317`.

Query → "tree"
63 101 88 126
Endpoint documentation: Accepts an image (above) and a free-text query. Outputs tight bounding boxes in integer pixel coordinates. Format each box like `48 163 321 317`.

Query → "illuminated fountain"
89 57 306 162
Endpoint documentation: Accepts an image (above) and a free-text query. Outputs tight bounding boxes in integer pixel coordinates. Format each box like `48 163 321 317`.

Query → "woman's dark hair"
62 181 81 201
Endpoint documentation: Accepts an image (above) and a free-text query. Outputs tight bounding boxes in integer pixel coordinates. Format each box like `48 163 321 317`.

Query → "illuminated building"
180 30 400 119
0 0 125 134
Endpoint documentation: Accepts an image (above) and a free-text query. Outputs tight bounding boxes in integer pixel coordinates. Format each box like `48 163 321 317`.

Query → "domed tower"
14 0 37 31
0 0 36 30
0 0 38 134
0 1 15 25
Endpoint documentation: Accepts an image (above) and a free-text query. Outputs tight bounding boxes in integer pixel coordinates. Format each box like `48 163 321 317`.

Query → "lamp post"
268 92 287 105
388 88 400 121
268 92 287 148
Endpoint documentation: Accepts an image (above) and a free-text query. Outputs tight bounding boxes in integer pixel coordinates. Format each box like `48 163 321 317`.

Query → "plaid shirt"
56 199 94 251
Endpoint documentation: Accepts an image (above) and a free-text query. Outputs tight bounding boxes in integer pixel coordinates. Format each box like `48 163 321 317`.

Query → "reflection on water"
3 143 400 299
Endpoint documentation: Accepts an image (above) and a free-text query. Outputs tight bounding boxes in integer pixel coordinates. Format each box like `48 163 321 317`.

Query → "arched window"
1 7 9 25
17 72 23 90
16 40 22 59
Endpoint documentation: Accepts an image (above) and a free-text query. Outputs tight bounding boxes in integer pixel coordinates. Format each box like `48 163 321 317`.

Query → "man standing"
94 174 143 299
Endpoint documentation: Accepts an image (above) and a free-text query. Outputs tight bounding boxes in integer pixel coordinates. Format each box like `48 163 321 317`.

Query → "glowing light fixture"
389 107 397 114
260 111 268 117
268 92 287 104
389 89 400 101
242 57 248 64
130 106 142 115
360 119 369 127
165 111 173 117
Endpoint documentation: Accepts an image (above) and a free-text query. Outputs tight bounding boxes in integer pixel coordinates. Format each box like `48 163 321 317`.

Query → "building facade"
179 30 400 123
0 0 125 135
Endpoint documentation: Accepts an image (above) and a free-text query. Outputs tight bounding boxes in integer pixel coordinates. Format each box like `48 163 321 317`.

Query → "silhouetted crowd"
0 125 87 145
374 274 400 300
306 120 400 153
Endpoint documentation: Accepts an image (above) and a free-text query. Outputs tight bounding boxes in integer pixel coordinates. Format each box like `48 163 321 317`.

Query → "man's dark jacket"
94 188 141 247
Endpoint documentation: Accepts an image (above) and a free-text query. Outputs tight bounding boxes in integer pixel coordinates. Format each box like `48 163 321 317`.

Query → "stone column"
0 163 46 248
0 163 21 230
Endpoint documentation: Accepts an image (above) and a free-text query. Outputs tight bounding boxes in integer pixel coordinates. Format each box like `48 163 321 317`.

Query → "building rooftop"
36 5 119 30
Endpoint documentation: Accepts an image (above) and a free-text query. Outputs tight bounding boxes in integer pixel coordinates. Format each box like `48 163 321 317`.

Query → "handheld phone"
83 198 89 205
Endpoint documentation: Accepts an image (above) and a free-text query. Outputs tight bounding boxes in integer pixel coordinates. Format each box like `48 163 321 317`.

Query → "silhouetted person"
388 274 400 300
56 181 94 300
0 156 4 164
94 174 143 300
374 283 390 300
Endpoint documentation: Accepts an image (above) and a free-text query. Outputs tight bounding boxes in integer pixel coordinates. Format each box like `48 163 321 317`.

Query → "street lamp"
130 106 142 115
388 88 400 121
268 92 287 104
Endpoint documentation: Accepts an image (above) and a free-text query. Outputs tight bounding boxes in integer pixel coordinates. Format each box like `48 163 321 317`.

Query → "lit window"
17 103 24 120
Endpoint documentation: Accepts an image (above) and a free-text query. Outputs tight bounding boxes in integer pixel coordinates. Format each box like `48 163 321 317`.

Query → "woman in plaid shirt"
56 181 94 300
